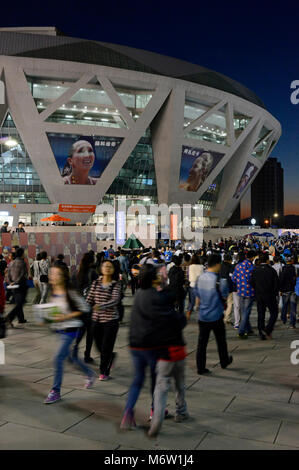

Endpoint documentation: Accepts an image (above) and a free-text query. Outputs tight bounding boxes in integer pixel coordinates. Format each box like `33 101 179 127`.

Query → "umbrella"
248 232 261 236
122 234 144 250
40 214 71 222
261 232 275 237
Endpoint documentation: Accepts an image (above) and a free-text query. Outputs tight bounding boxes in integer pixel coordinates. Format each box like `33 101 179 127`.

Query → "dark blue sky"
1 0 298 214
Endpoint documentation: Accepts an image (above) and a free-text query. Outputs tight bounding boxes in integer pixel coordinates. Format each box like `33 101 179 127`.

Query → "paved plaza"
1 290 299 450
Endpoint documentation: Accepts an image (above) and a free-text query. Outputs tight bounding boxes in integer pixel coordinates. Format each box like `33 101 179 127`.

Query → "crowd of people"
0 233 299 437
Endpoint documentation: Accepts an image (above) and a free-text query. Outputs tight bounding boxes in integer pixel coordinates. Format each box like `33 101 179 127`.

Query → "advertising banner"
233 162 258 199
179 145 225 192
116 211 126 245
58 204 97 213
47 134 123 185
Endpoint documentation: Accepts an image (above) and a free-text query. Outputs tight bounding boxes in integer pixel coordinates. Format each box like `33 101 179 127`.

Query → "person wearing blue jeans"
121 349 158 428
44 265 96 404
238 296 255 336
52 330 94 393
232 251 255 339
281 292 297 327
121 264 184 430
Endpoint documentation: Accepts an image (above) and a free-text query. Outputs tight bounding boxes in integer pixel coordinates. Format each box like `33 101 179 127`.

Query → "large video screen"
233 162 258 199
179 145 225 192
47 134 123 185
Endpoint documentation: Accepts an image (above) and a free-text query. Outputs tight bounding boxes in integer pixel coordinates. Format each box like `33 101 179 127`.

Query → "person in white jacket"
186 254 204 320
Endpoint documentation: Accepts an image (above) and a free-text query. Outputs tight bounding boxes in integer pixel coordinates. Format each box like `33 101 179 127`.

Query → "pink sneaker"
120 410 136 430
149 408 169 421
85 373 96 389
99 374 109 381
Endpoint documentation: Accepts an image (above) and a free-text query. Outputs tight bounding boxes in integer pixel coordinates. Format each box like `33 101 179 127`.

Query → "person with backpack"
279 255 297 328
44 265 96 404
86 260 122 381
39 251 50 304
71 253 98 363
250 252 279 340
195 254 233 375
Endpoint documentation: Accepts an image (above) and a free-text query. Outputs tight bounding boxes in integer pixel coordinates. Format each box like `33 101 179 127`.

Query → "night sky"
1 0 298 216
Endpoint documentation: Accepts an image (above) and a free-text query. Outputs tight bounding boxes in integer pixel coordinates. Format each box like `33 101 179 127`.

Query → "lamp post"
264 213 279 228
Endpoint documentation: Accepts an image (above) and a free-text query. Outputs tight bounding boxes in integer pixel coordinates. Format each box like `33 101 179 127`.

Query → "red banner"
58 204 97 213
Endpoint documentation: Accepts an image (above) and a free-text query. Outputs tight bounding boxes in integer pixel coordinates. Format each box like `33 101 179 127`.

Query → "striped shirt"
86 277 121 323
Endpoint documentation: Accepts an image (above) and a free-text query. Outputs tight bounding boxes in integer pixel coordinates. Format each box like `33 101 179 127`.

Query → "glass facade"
106 130 157 198
251 126 272 159
197 170 224 210
186 105 227 145
233 112 251 139
114 85 153 120
27 76 127 128
0 114 50 204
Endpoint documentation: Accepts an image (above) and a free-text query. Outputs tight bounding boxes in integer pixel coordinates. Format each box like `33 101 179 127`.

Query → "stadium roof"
0 27 265 108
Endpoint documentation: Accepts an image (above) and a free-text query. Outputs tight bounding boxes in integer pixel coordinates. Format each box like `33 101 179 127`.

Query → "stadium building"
0 26 281 235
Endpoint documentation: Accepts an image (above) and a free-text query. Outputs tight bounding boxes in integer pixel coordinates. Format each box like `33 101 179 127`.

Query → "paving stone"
225 396 299 423
0 364 53 383
237 381 293 403
0 423 113 450
170 408 281 443
275 421 299 448
197 432 296 450
0 397 93 432
65 413 206 450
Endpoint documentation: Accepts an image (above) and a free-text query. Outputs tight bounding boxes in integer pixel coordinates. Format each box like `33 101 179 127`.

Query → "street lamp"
265 213 279 227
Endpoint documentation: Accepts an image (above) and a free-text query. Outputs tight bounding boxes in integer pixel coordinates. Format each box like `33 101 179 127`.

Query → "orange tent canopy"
40 214 71 222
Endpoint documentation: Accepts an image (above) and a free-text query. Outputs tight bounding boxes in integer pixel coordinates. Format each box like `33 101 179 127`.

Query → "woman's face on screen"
69 141 95 172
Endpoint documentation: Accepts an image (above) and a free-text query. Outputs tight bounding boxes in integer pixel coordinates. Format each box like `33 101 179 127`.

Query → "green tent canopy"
122 234 145 250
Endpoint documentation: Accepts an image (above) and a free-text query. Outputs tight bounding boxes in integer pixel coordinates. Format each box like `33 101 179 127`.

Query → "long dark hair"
50 265 78 313
139 264 158 290
77 253 93 288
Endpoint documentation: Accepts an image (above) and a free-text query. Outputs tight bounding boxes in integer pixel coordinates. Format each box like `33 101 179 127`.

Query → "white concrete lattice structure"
0 28 281 227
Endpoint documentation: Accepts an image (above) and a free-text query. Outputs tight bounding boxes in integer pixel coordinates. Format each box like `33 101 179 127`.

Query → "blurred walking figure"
121 265 182 430
86 260 122 381
71 253 98 363
39 251 50 304
6 248 28 326
186 254 204 320
44 265 96 404
31 253 42 304
168 256 187 315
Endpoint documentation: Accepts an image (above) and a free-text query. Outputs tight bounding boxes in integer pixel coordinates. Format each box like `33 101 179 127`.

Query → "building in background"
226 203 241 226
0 27 281 234
251 157 284 226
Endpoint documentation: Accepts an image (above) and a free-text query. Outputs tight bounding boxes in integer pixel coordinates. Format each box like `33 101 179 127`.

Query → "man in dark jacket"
168 255 186 315
6 248 28 326
250 252 279 340
279 256 297 328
